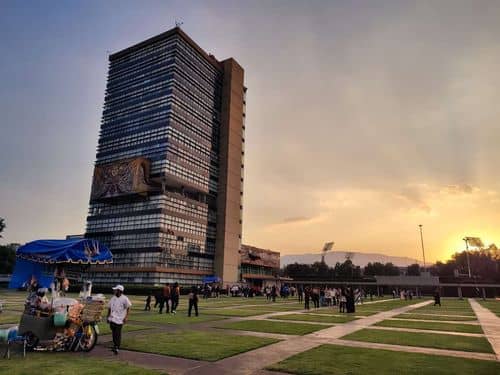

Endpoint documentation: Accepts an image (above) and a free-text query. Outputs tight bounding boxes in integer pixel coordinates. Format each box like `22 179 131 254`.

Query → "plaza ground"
0 290 499 374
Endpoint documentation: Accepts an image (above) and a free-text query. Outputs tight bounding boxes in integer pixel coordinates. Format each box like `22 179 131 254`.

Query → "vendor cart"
7 239 112 354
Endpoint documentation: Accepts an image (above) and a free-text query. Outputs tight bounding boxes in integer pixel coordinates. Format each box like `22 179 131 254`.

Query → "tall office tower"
85 27 245 286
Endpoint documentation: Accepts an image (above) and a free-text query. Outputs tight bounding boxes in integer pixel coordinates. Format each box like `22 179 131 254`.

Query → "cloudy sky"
1 1 500 262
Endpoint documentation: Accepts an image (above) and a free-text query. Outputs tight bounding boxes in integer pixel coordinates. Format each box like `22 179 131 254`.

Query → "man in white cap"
107 285 132 354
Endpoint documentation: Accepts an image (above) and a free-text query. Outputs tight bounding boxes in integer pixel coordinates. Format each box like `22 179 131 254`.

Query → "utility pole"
463 237 472 278
418 224 426 269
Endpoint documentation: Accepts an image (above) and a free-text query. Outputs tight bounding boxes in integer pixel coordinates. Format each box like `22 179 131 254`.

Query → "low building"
240 244 280 288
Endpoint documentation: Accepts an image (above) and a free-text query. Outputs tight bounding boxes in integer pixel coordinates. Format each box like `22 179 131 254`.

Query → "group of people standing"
145 282 200 317
301 286 358 313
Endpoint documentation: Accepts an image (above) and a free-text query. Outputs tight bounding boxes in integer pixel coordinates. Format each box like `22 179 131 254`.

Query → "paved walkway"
470 299 500 360
91 298 500 374
184 300 433 374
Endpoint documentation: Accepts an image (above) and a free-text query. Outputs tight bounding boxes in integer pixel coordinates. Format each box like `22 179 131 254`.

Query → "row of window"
104 73 173 109
102 94 171 125
103 84 171 119
89 193 210 219
97 126 168 154
96 140 167 165
90 231 215 254
107 44 176 83
87 212 215 239
109 34 177 70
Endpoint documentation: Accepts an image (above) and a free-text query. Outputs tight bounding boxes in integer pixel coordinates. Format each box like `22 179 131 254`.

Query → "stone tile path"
470 298 500 360
368 325 486 337
90 298 500 374
185 300 433 374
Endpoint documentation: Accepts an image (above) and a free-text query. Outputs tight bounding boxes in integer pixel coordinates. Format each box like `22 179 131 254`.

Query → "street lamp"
418 225 426 269
463 237 472 278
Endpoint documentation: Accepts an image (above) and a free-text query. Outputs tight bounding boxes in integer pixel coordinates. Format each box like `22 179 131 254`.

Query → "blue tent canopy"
202 276 221 284
15 239 113 264
8 239 112 289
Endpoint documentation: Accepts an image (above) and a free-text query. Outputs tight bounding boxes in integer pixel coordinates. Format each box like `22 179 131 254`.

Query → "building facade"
85 27 245 286
240 244 280 288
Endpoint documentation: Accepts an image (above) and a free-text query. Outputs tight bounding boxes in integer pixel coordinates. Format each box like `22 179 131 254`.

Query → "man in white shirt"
107 285 132 354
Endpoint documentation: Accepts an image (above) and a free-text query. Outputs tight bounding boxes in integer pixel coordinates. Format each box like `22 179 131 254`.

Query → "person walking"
107 285 132 355
434 289 441 306
304 286 311 310
339 288 347 313
171 282 180 314
271 285 277 302
297 285 303 303
188 286 199 317
161 283 171 314
144 292 152 311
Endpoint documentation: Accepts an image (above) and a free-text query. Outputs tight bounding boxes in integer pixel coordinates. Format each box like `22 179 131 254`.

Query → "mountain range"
280 251 422 268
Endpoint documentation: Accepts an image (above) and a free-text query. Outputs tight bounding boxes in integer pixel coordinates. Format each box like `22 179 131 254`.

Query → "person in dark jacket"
346 287 356 313
304 286 311 310
434 289 441 306
188 286 199 317
144 292 152 311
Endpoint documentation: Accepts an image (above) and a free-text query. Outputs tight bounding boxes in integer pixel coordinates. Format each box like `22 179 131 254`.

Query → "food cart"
4 239 112 355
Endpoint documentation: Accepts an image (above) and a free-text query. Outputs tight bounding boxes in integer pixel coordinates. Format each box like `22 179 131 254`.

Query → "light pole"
418 224 426 269
463 237 472 278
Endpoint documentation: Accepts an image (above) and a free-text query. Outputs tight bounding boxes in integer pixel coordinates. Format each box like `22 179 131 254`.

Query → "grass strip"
375 319 483 334
267 344 500 375
121 330 278 361
218 319 329 335
342 328 493 353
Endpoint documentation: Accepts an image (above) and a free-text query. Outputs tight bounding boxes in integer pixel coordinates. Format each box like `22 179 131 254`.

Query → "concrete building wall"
215 59 245 284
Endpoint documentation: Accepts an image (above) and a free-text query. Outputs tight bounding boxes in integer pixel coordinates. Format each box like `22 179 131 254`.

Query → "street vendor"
107 285 132 355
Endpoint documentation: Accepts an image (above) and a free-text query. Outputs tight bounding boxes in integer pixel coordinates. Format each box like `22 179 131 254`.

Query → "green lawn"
342 328 493 353
311 299 428 316
395 313 477 321
217 319 329 335
0 353 163 375
0 311 19 324
121 330 278 361
245 304 304 312
202 308 275 317
267 344 500 375
411 299 475 316
374 319 483 334
477 299 500 317
129 311 225 324
271 313 358 324
97 323 153 336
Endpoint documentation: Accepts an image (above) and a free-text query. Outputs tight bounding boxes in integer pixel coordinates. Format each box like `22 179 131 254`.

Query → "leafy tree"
0 217 5 238
407 263 421 276
363 262 400 276
0 243 18 274
429 246 500 282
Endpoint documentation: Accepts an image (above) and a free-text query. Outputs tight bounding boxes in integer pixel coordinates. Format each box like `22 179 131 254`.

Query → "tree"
0 243 17 274
363 262 400 276
0 217 5 238
429 247 500 282
407 263 421 276
364 262 386 276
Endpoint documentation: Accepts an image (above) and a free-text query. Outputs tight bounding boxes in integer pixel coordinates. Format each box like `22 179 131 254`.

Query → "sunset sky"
1 1 500 263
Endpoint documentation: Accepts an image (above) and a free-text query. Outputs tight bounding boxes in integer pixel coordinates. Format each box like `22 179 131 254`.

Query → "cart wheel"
24 332 39 351
78 325 98 352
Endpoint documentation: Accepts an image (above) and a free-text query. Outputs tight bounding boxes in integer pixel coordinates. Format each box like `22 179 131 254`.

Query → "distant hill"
281 251 422 268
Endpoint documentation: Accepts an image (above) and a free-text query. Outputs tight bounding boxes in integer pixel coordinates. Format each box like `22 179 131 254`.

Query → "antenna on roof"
175 20 184 28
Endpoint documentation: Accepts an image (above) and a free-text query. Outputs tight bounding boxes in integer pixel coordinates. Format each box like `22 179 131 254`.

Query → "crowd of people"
300 286 364 313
